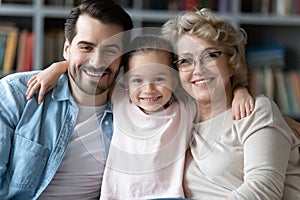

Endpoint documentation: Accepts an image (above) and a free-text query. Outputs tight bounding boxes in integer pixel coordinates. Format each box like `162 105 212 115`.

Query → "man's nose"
89 50 103 67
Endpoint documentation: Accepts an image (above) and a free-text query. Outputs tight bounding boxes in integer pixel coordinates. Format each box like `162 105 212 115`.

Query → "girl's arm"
232 86 300 139
232 86 255 120
26 61 68 104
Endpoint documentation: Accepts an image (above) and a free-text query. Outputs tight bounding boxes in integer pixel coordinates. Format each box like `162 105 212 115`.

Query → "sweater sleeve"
229 96 296 200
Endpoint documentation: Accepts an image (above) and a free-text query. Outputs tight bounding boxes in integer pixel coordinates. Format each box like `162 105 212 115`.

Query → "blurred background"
0 0 300 120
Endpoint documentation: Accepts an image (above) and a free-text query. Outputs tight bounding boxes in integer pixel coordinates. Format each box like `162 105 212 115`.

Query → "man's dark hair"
64 0 133 43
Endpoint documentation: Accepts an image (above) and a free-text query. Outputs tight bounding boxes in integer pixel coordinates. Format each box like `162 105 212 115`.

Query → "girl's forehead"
129 51 172 67
127 64 173 76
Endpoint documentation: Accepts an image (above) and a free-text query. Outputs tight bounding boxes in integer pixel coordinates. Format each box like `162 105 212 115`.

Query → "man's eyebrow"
77 41 95 46
76 41 120 50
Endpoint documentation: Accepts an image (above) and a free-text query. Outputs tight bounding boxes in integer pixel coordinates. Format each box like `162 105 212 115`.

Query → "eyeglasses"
173 51 226 72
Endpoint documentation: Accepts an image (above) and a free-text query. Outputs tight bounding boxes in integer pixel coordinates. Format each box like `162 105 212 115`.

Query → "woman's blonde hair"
162 8 249 87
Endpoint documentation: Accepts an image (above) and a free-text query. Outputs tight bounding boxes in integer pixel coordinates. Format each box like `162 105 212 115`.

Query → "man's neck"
70 85 109 106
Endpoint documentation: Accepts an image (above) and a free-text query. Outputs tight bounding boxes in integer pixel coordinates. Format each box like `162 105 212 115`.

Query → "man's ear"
63 39 70 60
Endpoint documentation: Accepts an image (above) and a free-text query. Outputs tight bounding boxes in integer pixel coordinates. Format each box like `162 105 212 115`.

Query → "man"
0 0 133 199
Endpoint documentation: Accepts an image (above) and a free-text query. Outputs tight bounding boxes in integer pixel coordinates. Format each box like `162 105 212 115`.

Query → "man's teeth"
86 71 105 77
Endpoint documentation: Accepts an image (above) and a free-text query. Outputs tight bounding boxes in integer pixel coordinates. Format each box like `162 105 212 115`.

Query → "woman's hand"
26 61 68 104
284 116 300 139
232 87 255 120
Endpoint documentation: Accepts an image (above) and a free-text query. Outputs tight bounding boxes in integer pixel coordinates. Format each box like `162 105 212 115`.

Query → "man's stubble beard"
70 67 119 96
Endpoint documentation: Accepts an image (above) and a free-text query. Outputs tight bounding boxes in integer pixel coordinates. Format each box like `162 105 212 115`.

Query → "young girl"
26 35 255 199
100 35 196 199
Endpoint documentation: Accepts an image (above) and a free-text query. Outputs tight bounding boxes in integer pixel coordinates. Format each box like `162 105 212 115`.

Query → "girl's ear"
63 39 70 60
122 74 129 90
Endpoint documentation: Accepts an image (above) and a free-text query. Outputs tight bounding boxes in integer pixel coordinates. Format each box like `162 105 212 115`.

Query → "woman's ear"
63 39 70 60
227 63 235 77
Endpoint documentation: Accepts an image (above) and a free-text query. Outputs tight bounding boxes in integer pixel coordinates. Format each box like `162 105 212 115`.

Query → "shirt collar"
51 74 72 102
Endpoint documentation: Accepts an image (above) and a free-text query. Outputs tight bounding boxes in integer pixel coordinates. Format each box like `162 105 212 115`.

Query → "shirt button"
104 120 109 125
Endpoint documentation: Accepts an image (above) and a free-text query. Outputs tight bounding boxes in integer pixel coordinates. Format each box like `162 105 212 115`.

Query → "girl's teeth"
142 97 158 102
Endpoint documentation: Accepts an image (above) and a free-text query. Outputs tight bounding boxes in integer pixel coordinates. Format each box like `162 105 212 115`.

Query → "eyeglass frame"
173 50 227 72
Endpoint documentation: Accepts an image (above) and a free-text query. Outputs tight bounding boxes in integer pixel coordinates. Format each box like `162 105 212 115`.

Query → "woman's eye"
208 52 219 58
179 58 193 65
203 51 221 60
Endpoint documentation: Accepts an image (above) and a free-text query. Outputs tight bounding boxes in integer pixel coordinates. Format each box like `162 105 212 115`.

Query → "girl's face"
175 34 233 104
125 51 175 113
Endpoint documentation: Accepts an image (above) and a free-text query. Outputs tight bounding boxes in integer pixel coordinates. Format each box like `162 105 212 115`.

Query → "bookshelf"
0 0 300 118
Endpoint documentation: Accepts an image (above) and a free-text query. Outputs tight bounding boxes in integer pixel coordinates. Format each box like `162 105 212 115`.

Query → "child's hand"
284 116 300 139
232 87 255 120
26 61 68 104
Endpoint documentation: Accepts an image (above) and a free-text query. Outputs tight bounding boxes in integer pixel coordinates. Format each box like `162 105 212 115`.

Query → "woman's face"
175 34 234 104
125 51 175 113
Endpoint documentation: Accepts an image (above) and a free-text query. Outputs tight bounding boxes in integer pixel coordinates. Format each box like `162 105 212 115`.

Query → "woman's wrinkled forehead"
176 34 220 55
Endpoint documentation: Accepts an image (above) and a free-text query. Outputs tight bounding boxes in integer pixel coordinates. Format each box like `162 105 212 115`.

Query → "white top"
183 96 300 200
39 105 106 200
100 85 196 199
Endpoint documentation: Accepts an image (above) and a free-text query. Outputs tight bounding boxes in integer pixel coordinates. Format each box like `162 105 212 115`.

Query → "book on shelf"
43 29 65 67
143 0 168 10
183 0 200 10
2 26 18 74
16 29 27 72
1 0 32 4
246 43 300 115
263 66 274 100
0 32 6 72
139 0 228 12
0 24 19 74
16 30 33 72
45 0 69 6
246 44 286 69
23 31 34 72
249 68 300 115
287 70 300 112
241 0 300 15
274 69 291 113
218 0 230 13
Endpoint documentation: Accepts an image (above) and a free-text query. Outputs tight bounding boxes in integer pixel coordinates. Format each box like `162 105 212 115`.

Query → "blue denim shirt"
0 72 113 200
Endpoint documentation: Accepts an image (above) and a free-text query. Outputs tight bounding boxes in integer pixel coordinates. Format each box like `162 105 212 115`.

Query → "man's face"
64 15 124 96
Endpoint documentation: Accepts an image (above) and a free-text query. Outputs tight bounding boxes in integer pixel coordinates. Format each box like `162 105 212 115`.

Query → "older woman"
162 8 300 200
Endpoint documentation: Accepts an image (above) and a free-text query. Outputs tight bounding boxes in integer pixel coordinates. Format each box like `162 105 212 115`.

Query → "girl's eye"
131 78 143 84
153 77 166 82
